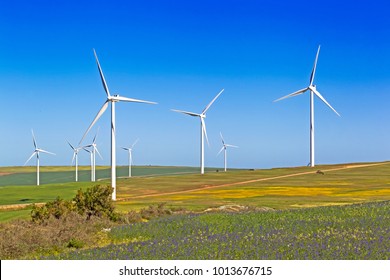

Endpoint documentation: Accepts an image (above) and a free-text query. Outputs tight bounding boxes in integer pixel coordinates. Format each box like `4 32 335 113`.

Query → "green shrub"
66 238 84 249
31 185 115 223
73 185 115 220
31 204 50 223
31 197 74 223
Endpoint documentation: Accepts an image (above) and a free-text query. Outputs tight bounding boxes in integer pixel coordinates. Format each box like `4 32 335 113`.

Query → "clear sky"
1 0 389 169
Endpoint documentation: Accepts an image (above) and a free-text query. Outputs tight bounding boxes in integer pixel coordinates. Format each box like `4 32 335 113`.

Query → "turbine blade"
171 109 201 117
38 149 56 155
79 101 109 144
31 129 37 149
93 127 100 144
225 144 239 148
311 88 340 116
122 147 130 151
217 146 225 156
95 146 103 160
24 152 37 166
201 117 209 147
83 147 91 153
131 138 139 149
202 89 224 114
93 49 111 98
310 45 321 86
220 132 225 145
71 152 76 165
114 95 157 104
273 87 308 102
67 140 75 151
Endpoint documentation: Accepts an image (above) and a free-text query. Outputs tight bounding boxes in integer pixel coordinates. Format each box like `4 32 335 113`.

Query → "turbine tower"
67 141 82 182
274 45 340 167
172 89 224 174
217 132 238 172
80 49 157 201
122 138 138 177
24 130 55 186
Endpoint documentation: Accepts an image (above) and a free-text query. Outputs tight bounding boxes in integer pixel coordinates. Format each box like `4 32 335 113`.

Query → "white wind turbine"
24 130 55 186
82 147 94 182
83 130 103 182
172 89 224 174
67 141 82 182
274 45 340 167
80 49 157 201
122 138 139 178
217 132 238 172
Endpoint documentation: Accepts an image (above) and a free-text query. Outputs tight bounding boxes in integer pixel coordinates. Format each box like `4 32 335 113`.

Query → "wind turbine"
217 132 238 172
83 130 103 182
82 147 94 181
24 130 55 186
67 141 82 182
122 138 139 177
171 89 224 174
80 49 157 201
274 45 340 167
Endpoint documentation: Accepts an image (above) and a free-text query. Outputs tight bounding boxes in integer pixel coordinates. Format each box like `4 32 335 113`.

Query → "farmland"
0 161 389 259
0 162 390 220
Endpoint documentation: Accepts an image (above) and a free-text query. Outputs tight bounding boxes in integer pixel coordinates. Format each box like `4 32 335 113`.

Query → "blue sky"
0 0 389 169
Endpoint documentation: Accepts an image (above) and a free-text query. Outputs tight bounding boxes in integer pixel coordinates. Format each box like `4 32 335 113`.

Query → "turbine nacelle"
308 85 316 91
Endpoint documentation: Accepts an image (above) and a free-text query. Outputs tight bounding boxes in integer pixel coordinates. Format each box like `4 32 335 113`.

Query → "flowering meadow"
46 201 390 260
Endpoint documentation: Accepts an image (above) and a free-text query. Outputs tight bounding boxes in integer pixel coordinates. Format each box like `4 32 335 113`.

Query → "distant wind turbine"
217 132 238 172
122 138 139 177
83 130 103 182
67 141 82 182
24 130 55 186
79 49 157 201
82 147 94 181
274 45 340 167
172 89 224 174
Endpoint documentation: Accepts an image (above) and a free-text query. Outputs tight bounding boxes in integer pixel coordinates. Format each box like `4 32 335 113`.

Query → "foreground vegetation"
1 192 389 259
45 201 390 260
0 185 177 259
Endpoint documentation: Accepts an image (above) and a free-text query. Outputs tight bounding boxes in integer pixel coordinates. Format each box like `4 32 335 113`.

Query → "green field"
0 165 213 186
0 162 389 222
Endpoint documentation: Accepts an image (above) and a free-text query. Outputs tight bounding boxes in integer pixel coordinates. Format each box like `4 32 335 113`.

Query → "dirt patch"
0 172 12 177
203 204 274 213
0 203 45 210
